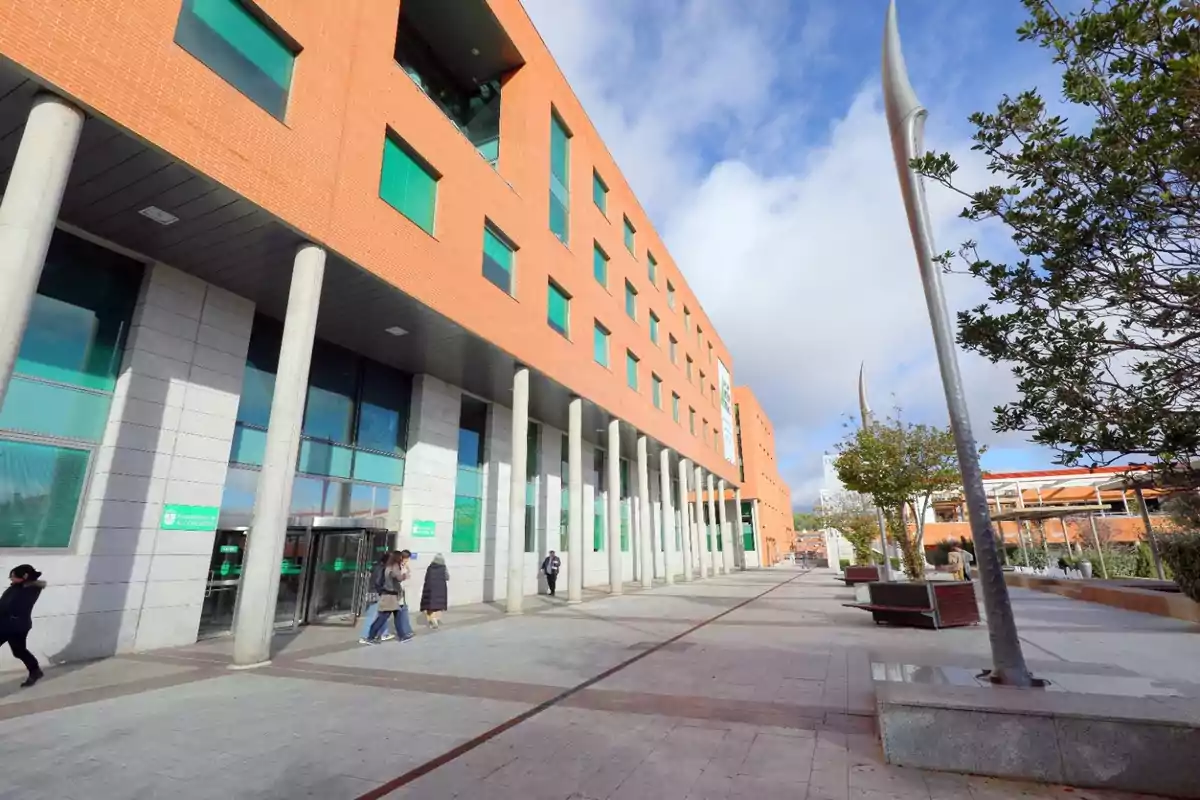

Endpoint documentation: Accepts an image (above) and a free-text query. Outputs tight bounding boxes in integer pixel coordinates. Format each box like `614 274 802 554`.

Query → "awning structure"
990 505 1108 522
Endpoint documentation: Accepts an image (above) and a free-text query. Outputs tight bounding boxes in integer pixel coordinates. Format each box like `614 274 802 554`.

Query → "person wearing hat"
0 565 45 687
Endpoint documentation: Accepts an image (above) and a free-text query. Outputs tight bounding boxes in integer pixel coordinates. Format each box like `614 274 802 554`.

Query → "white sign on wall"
718 358 736 464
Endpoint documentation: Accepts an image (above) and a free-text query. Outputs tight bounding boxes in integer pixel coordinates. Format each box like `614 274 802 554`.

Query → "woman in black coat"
0 564 45 687
420 554 449 629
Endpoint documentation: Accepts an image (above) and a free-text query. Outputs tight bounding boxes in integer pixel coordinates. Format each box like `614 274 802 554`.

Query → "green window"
652 375 662 409
594 449 606 551
380 133 438 235
548 282 570 338
559 433 570 551
623 216 636 254
452 398 487 552
482 225 515 294
593 243 608 287
525 422 539 553
667 280 676 310
619 460 630 551
550 112 571 243
742 502 756 551
669 335 678 364
626 350 639 391
593 322 609 367
593 171 607 214
174 0 296 120
649 312 659 345
648 252 657 285
625 281 637 321
0 440 90 549
672 392 680 422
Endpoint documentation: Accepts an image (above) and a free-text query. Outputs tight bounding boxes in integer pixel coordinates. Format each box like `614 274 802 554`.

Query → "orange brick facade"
733 387 793 564
0 0 738 484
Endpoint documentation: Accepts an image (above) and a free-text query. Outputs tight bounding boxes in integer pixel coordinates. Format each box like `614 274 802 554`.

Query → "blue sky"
521 0 1073 506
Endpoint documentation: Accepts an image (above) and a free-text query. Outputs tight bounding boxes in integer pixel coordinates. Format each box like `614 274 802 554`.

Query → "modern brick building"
732 387 794 565
0 0 770 667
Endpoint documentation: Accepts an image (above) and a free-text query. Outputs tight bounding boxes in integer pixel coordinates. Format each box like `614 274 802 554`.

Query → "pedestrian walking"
420 553 449 629
396 550 415 641
1 565 46 688
948 542 968 582
366 552 413 643
359 550 394 645
541 550 562 597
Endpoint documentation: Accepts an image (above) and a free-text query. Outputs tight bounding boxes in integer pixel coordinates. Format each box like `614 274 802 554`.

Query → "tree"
817 491 881 564
833 415 963 579
793 511 823 532
913 0 1200 472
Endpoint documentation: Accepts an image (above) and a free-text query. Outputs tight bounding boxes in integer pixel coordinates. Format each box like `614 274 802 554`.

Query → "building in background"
0 0 752 666
732 387 793 565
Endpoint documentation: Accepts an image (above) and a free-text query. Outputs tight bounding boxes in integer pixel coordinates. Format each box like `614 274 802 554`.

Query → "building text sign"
161 504 220 531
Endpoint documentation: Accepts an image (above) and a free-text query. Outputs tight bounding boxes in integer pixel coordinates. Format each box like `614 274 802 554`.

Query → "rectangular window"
625 281 637 321
594 449 606 551
649 312 660 345
684 307 691 330
560 433 570 551
0 439 90 548
708 342 714 363
482 224 515 294
547 282 570 338
700 371 706 399
686 356 694 382
593 322 609 367
647 252 657 286
380 132 438 235
689 407 696 434
626 351 639 391
174 0 296 121
623 216 636 254
669 335 678 364
525 422 540 553
452 397 487 553
652 374 662 409
672 392 680 422
549 112 571 243
667 280 676 310
592 171 607 215
697 325 703 348
593 243 608 287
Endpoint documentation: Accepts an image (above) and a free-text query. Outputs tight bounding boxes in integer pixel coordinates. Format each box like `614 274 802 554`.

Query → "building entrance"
199 517 392 639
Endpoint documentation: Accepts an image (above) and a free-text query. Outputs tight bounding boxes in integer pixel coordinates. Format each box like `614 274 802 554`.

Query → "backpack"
371 561 387 594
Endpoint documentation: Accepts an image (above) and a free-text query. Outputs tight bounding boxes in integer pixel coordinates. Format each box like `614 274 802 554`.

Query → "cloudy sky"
520 0 1069 508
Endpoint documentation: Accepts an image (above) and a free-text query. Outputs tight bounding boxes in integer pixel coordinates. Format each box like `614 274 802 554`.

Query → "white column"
505 367 530 613
694 464 708 579
707 472 721 575
232 244 325 667
751 500 764 567
677 459 693 582
718 479 733 574
660 449 675 585
567 397 584 603
637 436 653 589
729 489 739 568
0 94 85 406
607 419 623 595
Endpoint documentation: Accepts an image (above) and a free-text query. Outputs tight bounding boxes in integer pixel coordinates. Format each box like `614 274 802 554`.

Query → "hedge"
1159 532 1200 603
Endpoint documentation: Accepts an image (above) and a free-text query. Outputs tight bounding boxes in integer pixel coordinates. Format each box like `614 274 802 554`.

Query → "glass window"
649 312 659 345
357 361 410 454
652 375 662 409
302 341 356 444
452 397 487 553
686 356 693 382
647 252 657 285
0 377 112 443
525 422 539 552
684 307 691 330
482 225 515 295
593 243 608 287
708 342 714 363
559 433 570 551
237 314 282 428
547 282 570 338
174 0 296 120
0 439 89 548
298 440 353 479
667 280 676 310
669 335 677 364
380 132 438 235
672 392 680 422
623 216 636 254
626 351 639 391
218 465 258 527
593 322 609 367
550 112 571 243
592 171 607 214
625 281 637 321
689 408 695 434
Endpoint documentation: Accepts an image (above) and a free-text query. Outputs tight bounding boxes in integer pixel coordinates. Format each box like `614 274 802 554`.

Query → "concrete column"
232 244 325 667
607 419 623 595
718 479 733 574
751 500 763 567
694 465 708 579
637 436 653 589
660 449 675 585
707 473 721 575
677 459 693 582
0 94 85 407
567 397 584 603
505 367 530 613
735 488 746 570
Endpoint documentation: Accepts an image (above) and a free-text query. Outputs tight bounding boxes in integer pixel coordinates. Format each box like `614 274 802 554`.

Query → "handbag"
377 593 400 613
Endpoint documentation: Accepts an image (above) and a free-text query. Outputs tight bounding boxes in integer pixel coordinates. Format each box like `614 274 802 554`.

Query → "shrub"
1160 532 1200 602
840 558 851 570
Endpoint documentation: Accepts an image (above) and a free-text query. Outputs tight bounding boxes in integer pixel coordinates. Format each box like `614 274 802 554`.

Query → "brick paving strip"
347 569 812 800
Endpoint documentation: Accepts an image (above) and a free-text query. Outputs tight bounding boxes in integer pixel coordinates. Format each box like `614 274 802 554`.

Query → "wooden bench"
838 565 881 585
844 581 980 629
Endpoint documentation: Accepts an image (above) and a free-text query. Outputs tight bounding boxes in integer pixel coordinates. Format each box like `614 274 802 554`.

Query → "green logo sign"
219 545 239 554
161 504 220 531
412 520 437 538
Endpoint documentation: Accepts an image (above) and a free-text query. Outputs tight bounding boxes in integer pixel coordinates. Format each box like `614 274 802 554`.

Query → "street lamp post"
883 0 1034 686
858 363 893 581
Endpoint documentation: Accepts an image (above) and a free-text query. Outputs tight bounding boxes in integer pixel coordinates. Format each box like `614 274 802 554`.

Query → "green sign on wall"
161 504 220 531
412 520 437 539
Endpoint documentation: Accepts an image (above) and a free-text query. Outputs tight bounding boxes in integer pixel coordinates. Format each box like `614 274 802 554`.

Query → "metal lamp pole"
859 363 893 580
883 0 1033 686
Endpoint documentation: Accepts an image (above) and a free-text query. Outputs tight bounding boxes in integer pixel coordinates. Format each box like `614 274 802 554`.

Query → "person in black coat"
420 554 449 629
0 564 45 687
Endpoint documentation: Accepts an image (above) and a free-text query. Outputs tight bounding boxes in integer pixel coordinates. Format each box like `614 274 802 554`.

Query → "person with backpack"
541 550 562 597
359 550 396 645
420 554 449 629
1 564 46 688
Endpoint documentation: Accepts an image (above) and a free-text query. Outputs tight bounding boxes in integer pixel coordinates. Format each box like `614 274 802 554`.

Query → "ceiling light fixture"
138 206 179 226
384 326 409 337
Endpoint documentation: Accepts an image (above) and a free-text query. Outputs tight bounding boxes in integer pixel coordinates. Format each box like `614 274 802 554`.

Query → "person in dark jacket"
0 565 45 687
541 550 562 597
420 554 449 629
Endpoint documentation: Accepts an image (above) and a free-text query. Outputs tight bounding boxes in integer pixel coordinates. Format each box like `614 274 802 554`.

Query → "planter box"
840 565 881 585
845 580 980 629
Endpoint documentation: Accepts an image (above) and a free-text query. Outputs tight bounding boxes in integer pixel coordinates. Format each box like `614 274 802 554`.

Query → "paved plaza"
1 567 1195 799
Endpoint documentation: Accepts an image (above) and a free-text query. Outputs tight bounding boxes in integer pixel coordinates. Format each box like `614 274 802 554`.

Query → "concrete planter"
845 580 980 629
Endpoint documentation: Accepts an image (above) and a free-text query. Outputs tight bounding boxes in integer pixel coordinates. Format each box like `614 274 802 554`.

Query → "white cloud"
520 0 1048 507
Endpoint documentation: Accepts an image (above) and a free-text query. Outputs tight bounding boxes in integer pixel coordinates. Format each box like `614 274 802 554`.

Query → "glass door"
276 529 311 629
306 532 367 625
199 530 248 638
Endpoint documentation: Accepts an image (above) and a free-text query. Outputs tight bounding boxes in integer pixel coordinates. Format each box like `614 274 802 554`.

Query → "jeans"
397 605 414 639
1 630 40 675
546 573 558 596
367 605 413 641
360 602 379 639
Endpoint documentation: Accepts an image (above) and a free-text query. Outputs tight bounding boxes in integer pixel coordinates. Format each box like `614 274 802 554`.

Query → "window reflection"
303 341 356 444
